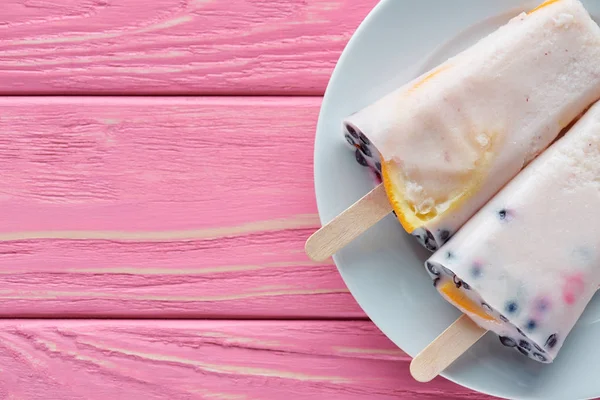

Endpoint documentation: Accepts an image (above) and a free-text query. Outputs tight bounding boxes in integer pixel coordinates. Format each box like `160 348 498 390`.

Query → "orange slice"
408 65 450 93
528 0 561 14
381 161 437 233
439 281 496 321
381 135 497 235
381 161 477 234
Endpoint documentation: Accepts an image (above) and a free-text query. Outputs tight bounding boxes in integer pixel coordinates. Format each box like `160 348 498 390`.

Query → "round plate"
313 1 600 399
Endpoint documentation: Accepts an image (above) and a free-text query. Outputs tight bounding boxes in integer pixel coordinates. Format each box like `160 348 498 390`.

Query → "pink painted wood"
0 2 502 398
0 0 378 95
0 97 365 318
0 320 493 400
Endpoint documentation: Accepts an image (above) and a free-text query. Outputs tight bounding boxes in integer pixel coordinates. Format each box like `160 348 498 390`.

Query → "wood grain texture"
305 184 392 262
0 0 378 95
410 315 486 383
0 96 365 318
0 320 493 400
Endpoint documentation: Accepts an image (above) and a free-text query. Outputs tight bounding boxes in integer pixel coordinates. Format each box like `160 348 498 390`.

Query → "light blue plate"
313 1 600 399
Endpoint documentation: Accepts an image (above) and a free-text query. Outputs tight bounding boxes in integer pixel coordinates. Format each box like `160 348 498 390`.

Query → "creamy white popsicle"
425 99 600 363
343 0 600 251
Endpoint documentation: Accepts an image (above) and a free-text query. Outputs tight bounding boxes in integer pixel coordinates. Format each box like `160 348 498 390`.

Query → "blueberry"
426 229 435 242
346 124 359 139
498 209 507 220
358 131 371 145
505 301 518 314
413 228 438 251
345 134 355 146
532 352 548 362
517 346 530 356
375 161 382 172
526 320 537 331
452 275 463 289
439 230 451 242
471 264 482 278
355 149 368 167
359 143 372 157
426 261 440 276
424 242 437 251
536 298 549 312
518 340 531 351
545 334 558 349
423 238 438 251
499 314 509 322
423 230 438 251
499 336 517 347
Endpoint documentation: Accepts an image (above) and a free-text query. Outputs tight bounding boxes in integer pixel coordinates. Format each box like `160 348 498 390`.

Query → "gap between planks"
0 96 369 319
0 319 487 400
0 0 379 95
0 317 375 327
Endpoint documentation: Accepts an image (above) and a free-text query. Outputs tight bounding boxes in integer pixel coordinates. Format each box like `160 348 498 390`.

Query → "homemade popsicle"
425 99 600 363
342 0 600 252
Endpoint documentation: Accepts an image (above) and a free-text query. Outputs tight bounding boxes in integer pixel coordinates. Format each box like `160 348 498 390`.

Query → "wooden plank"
0 96 365 318
0 0 378 95
0 320 490 400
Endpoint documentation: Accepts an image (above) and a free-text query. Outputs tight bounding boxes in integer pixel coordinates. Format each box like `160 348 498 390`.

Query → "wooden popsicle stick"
410 284 600 382
409 314 487 383
305 183 392 262
412 282 600 381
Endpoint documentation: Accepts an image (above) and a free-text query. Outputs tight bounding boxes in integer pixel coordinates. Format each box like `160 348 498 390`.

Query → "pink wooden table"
0 1 496 399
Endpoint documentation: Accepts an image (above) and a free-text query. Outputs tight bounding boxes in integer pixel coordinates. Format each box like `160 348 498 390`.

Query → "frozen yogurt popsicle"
425 99 600 363
343 0 600 251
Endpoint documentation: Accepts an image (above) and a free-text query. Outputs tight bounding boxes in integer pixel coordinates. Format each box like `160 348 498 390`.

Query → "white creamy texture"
428 100 600 361
345 0 600 238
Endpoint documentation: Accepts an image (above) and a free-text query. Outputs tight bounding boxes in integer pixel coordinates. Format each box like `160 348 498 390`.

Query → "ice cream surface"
343 0 600 251
425 99 600 363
